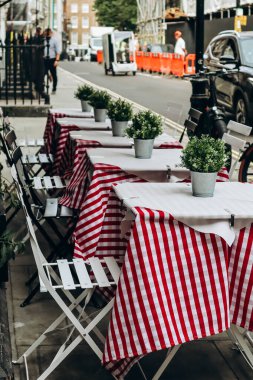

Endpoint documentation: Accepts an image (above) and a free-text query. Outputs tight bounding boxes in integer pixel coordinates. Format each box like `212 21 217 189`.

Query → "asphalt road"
61 61 191 126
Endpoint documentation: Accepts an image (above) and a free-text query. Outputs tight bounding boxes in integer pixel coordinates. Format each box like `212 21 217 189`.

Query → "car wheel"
235 96 247 124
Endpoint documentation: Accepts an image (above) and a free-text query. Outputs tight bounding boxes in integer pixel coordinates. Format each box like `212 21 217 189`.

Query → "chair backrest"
5 129 17 150
184 108 202 134
227 120 252 136
222 120 252 179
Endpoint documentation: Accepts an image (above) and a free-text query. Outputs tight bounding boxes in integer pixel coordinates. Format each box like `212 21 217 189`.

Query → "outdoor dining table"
43 108 94 154
89 181 253 379
51 118 112 175
58 132 184 207
71 147 229 261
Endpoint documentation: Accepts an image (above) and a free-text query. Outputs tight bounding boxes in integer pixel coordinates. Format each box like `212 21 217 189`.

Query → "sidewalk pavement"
2 68 253 380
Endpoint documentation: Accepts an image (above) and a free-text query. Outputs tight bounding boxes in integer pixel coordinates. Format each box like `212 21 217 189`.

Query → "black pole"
236 0 240 7
195 0 204 73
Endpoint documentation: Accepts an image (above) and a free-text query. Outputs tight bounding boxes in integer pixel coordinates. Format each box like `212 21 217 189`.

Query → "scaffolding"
136 0 165 45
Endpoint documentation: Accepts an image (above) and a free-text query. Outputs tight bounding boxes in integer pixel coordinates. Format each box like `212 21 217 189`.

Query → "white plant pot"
94 108 107 122
111 120 128 137
81 100 92 112
191 171 217 197
134 138 154 159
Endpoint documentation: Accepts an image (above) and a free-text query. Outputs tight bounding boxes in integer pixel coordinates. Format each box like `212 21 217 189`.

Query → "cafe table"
95 181 253 379
71 148 229 262
51 118 112 175
43 108 94 154
58 130 183 178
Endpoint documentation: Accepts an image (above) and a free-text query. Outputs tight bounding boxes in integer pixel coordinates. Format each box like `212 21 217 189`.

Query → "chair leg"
152 345 181 380
227 325 253 370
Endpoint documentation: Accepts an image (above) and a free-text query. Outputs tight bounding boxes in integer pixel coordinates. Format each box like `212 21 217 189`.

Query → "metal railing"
0 32 50 105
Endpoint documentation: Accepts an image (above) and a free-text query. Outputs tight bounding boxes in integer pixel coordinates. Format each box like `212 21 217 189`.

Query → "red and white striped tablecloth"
59 138 184 209
100 206 253 379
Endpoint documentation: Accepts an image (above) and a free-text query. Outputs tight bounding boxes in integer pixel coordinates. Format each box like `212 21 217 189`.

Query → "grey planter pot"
111 120 128 137
94 108 107 122
81 100 92 112
134 139 154 159
191 171 217 197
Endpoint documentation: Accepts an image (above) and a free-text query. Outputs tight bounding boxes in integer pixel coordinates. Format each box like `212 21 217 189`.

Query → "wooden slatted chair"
179 107 202 142
11 157 76 307
12 180 122 380
222 120 252 179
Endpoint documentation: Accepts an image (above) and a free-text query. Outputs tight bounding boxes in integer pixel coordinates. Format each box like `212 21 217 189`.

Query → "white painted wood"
73 259 93 288
227 120 252 136
89 257 111 287
37 138 45 146
103 257 121 283
27 154 39 164
17 138 26 146
60 206 72 217
49 154 54 162
43 176 54 189
44 198 58 217
222 133 246 151
33 177 43 189
38 154 50 163
27 138 36 146
53 176 65 188
57 260 76 290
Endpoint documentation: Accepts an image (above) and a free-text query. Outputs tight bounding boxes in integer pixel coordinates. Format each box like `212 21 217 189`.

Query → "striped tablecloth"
99 182 253 378
43 108 94 155
59 138 184 210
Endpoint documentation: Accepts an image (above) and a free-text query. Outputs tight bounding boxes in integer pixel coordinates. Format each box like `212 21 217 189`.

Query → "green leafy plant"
88 90 111 109
125 110 163 139
0 231 24 268
181 135 229 173
74 85 94 101
107 99 133 121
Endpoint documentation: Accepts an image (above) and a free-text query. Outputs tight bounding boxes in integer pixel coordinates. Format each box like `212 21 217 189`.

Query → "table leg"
152 345 181 380
227 324 253 370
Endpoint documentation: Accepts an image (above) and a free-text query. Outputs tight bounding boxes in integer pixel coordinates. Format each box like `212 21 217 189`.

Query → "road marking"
59 67 184 135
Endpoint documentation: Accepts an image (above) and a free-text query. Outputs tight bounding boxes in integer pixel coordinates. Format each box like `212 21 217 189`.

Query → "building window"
82 33 89 47
71 16 78 28
82 17 89 28
82 4 89 13
71 31 78 45
71 3 78 13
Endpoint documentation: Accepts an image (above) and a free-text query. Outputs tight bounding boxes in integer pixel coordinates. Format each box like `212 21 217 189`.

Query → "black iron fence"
0 32 51 105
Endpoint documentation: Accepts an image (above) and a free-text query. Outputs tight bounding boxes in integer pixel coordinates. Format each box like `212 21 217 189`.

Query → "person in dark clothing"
44 28 61 94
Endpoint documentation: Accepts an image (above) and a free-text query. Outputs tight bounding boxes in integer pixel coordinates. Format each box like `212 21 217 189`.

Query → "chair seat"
21 153 54 165
33 176 66 190
40 257 121 292
17 138 45 147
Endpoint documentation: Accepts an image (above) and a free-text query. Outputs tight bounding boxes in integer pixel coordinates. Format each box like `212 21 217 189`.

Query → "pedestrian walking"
44 28 61 94
33 26 44 96
174 30 187 57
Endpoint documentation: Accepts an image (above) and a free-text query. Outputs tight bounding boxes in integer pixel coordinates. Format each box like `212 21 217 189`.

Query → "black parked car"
204 30 253 126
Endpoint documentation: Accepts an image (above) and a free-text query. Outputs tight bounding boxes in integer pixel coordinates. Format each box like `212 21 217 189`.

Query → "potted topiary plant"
125 110 163 158
74 84 94 112
107 99 133 137
180 135 229 197
88 90 111 122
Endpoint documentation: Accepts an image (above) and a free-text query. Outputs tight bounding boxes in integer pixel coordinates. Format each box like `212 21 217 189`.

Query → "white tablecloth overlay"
57 117 111 129
50 108 94 118
69 131 180 148
114 182 253 246
87 147 188 182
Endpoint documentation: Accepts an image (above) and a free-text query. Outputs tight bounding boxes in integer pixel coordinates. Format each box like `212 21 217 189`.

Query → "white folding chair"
222 120 252 179
12 168 122 379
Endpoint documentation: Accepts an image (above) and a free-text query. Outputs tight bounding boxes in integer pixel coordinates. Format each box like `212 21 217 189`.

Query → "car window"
240 38 253 68
222 39 238 60
211 39 227 59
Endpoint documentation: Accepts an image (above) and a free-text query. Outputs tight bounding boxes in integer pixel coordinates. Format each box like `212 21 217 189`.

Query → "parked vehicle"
103 31 137 76
204 30 253 126
145 43 174 53
90 26 114 61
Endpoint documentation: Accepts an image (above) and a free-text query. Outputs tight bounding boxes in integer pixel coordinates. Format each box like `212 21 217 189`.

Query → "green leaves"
107 99 133 121
125 110 163 139
0 231 25 268
93 0 137 31
181 135 229 173
88 90 111 109
74 85 94 101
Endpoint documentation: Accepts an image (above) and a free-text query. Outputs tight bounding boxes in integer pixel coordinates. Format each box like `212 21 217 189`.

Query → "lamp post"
195 0 204 73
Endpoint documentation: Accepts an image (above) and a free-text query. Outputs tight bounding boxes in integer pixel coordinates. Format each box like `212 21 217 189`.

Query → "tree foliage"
93 0 137 31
